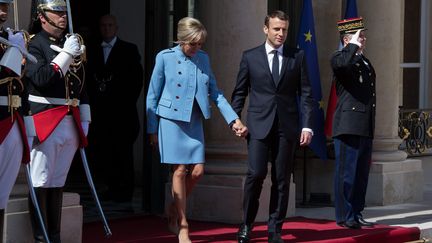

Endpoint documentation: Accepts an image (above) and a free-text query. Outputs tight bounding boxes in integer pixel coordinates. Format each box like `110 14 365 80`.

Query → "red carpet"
83 215 420 243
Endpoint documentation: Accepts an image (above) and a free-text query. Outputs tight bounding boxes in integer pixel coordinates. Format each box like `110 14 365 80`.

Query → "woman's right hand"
149 133 158 147
232 119 248 138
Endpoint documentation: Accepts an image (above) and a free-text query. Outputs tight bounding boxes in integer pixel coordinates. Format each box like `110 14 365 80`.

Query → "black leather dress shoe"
338 221 361 229
237 224 252 243
268 232 284 243
357 217 375 227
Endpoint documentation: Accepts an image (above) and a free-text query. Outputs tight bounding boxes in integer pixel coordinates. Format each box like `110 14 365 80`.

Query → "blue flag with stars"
297 0 327 160
345 0 358 19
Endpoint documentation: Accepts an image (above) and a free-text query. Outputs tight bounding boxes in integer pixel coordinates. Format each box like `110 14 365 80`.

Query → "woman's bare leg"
185 163 204 197
171 164 191 243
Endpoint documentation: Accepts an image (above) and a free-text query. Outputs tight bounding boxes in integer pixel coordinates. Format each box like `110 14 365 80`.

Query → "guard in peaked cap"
331 15 376 230
337 17 365 35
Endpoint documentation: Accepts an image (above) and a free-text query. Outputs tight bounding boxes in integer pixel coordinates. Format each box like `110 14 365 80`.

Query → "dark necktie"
272 50 279 84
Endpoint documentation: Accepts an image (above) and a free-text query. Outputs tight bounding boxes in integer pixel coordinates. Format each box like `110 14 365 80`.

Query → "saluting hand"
349 29 362 48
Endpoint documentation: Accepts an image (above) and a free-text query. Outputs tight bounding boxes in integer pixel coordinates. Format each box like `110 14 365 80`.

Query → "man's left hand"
300 131 312 146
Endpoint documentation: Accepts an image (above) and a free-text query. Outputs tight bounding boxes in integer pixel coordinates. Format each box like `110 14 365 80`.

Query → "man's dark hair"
264 10 289 27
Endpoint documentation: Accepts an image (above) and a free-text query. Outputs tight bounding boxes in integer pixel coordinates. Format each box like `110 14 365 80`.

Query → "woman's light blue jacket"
146 45 238 134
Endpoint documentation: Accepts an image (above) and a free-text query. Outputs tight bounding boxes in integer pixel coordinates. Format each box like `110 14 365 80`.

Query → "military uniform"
331 42 376 226
26 29 89 186
25 27 89 242
0 27 33 208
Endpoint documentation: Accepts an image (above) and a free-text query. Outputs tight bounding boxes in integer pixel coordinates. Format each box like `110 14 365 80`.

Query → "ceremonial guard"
331 17 376 229
0 0 36 240
25 0 88 242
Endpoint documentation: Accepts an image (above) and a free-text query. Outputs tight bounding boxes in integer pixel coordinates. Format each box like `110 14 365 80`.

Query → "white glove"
50 34 85 58
7 28 25 50
349 29 362 48
81 121 89 136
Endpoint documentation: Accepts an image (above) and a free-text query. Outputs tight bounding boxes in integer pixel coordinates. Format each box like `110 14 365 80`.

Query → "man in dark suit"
331 17 376 229
87 14 143 202
231 10 314 243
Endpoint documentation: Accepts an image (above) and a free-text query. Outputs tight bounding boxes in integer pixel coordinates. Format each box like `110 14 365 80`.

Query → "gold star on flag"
319 100 325 109
304 30 312 42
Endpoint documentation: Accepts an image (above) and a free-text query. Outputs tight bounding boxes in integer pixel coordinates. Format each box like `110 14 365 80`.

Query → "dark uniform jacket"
25 30 89 114
0 29 31 163
0 29 29 121
231 44 314 140
25 30 89 145
331 43 376 138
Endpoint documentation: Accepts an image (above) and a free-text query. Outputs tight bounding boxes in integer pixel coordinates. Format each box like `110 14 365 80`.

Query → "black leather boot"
47 188 63 243
28 188 48 243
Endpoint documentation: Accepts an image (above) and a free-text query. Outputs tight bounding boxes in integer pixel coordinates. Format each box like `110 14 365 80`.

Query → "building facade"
3 0 431 241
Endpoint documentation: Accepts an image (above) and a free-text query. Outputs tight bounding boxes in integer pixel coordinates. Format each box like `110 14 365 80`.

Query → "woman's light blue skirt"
158 104 204 164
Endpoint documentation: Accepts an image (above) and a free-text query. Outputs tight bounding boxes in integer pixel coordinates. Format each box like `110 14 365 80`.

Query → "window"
401 0 431 109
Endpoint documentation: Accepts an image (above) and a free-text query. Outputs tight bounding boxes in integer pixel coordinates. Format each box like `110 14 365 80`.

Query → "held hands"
231 119 248 138
299 131 313 146
50 34 85 57
349 29 362 48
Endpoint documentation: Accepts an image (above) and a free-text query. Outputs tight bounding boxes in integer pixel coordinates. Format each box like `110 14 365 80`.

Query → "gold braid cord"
64 33 86 109
0 30 28 120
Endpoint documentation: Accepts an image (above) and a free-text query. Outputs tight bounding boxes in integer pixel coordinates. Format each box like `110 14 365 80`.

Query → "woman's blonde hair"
176 17 207 44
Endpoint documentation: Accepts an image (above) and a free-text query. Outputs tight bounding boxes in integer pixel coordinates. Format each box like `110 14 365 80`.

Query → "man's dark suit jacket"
231 44 314 141
331 43 376 138
87 37 143 141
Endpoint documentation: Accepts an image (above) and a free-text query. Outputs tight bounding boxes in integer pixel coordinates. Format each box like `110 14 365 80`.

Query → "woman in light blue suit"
146 17 247 243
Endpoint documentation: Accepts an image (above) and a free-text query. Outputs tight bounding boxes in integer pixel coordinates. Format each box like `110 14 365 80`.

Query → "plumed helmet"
37 0 66 12
0 0 13 3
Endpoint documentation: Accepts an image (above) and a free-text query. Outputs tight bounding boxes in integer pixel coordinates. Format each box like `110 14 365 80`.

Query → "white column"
360 0 423 205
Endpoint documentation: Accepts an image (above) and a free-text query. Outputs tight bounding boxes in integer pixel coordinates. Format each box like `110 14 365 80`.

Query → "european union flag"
297 0 327 160
345 0 358 19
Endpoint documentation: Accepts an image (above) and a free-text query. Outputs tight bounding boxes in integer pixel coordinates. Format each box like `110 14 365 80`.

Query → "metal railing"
399 108 432 156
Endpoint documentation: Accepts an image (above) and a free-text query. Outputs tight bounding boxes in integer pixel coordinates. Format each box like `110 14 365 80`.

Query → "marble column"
359 0 423 205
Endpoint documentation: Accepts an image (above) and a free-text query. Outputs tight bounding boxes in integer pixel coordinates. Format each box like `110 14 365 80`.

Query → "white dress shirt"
101 36 117 64
265 42 283 75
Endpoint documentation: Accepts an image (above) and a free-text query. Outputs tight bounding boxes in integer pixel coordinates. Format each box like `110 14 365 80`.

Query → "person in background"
331 17 376 229
25 0 89 241
146 17 247 243
87 14 143 203
231 10 314 243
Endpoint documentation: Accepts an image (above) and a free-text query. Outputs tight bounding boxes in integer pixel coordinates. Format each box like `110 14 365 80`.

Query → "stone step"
4 192 83 243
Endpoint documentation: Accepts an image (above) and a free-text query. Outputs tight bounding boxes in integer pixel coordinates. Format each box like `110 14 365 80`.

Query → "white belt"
0 95 21 107
28 95 80 107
